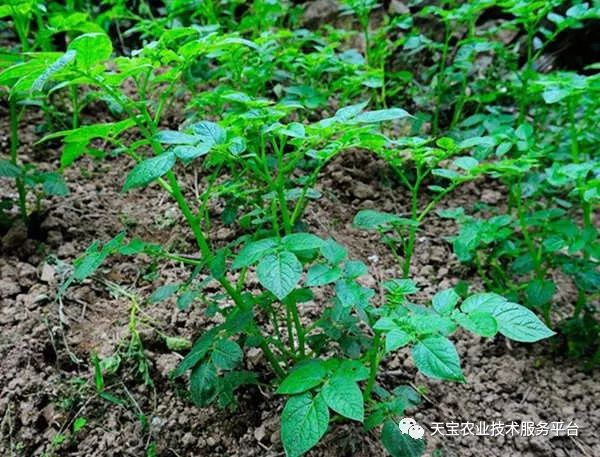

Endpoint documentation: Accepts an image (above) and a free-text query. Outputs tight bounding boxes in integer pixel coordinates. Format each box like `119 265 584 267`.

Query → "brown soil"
1 108 599 457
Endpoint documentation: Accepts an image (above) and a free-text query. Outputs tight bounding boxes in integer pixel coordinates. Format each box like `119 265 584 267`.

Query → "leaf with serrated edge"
281 393 330 457
412 336 464 382
257 251 302 300
322 376 364 421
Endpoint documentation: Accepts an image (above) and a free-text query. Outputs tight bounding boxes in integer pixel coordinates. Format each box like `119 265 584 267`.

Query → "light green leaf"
344 260 368 279
353 108 410 123
460 293 506 314
173 144 211 162
453 156 479 171
412 336 464 382
122 151 175 191
68 33 113 71
277 360 326 395
281 393 330 457
31 50 76 92
492 302 555 342
353 210 402 230
432 288 459 315
322 376 364 421
306 263 341 287
282 233 325 252
257 251 302 300
454 311 498 338
542 87 570 104
191 121 226 146
150 283 178 303
232 238 278 269
155 130 197 145
385 329 411 353
320 238 347 264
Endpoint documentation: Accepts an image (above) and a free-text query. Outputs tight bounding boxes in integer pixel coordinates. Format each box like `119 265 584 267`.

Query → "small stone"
352 182 374 200
254 423 266 442
0 279 20 298
389 0 409 14
270 430 280 444
58 242 77 258
247 347 262 366
40 263 55 283
481 189 501 204
206 437 216 447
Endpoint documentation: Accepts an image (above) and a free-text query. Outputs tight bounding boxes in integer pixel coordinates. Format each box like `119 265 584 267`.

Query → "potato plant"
0 0 597 455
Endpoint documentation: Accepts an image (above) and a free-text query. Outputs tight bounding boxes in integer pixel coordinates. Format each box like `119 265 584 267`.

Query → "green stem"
260 340 285 379
364 332 382 401
288 301 305 357
518 26 534 124
71 85 79 128
432 22 451 135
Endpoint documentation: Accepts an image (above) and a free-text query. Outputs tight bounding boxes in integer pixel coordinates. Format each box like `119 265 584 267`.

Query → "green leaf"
190 362 218 407
320 238 347 264
166 336 192 351
177 290 197 310
211 339 243 370
492 302 555 342
344 260 368 279
172 329 217 378
191 121 226 146
306 263 341 287
460 293 506 314
335 280 363 307
232 238 278 269
282 233 325 251
432 288 459 315
73 250 108 281
412 336 464 382
453 156 479 171
385 329 411 353
257 251 302 300
281 393 330 457
353 210 402 230
0 160 20 177
41 173 69 196
542 87 570 104
277 360 327 394
381 420 425 457
68 33 113 71
150 283 178 303
353 108 410 123
454 312 498 338
122 151 176 191
322 376 364 421
173 144 211 162
335 360 369 382
155 130 197 145
526 279 556 308
31 50 76 92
